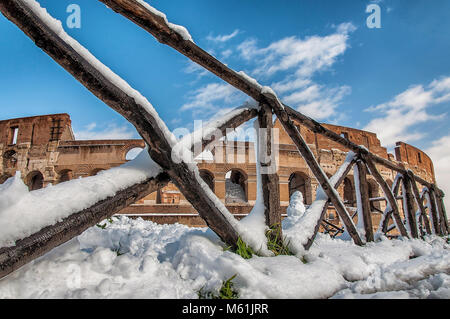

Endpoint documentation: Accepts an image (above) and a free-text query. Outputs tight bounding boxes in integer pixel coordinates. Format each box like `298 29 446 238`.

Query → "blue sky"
1 0 450 186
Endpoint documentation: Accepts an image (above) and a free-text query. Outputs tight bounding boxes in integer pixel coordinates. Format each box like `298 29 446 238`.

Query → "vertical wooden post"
355 160 374 242
257 104 281 235
403 175 419 238
433 187 449 236
425 188 440 235
406 171 432 235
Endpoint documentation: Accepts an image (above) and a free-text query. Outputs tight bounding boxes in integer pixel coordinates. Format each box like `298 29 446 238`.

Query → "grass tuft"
265 224 295 257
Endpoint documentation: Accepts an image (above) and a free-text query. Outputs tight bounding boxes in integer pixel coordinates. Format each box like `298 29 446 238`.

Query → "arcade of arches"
0 114 437 228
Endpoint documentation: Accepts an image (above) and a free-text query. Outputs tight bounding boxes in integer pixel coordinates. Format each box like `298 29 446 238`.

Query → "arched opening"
58 169 73 183
368 179 381 211
199 169 215 193
288 172 311 205
27 171 44 191
3 150 17 169
125 147 144 161
91 168 105 176
225 169 247 203
0 174 12 184
343 177 356 207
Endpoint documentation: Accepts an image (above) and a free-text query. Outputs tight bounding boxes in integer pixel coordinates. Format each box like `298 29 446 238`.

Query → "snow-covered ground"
0 216 448 299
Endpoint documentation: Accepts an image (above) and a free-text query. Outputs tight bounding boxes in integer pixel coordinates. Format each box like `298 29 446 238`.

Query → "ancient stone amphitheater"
0 113 435 230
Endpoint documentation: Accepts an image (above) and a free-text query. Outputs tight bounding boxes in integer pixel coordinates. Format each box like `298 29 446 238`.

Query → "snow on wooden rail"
0 0 448 280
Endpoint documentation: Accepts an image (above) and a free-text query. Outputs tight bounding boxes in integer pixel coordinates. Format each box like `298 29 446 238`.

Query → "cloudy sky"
1 0 449 203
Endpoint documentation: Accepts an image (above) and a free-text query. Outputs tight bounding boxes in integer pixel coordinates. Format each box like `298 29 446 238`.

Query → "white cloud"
221 49 233 59
234 22 355 120
364 77 450 147
285 84 352 119
206 29 240 43
425 135 450 210
237 22 355 78
181 82 246 117
74 123 137 140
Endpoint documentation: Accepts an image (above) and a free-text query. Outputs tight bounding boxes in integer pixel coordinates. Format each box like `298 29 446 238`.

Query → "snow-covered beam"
364 157 409 237
0 173 168 280
406 170 432 235
0 0 245 248
257 104 281 235
303 153 357 250
354 160 374 242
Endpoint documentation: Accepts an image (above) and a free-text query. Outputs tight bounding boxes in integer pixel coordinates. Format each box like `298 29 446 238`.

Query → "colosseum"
0 113 436 231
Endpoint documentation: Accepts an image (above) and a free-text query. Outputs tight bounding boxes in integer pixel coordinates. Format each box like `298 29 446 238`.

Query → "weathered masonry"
0 113 436 230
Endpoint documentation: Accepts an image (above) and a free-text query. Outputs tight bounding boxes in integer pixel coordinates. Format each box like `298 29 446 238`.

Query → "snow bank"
0 149 161 247
0 217 448 299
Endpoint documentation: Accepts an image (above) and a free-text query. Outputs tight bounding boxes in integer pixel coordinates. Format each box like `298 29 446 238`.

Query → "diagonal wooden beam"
0 173 169 280
363 157 409 237
406 170 432 235
431 186 448 236
304 157 356 250
0 0 241 248
402 175 419 238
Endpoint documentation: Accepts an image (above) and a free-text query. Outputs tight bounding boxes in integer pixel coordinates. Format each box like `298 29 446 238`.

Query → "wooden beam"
257 104 282 233
402 175 419 238
0 0 241 248
304 158 356 249
363 158 409 237
264 94 363 246
424 188 441 235
406 171 432 235
432 186 449 235
0 173 169 280
355 160 374 242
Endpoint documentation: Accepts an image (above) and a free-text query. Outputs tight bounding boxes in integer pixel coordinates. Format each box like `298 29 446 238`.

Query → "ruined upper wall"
0 114 74 146
274 118 435 182
395 142 435 183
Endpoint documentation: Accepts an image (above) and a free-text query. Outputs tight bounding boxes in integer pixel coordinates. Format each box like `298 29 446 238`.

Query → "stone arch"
3 150 18 169
26 170 44 191
368 179 381 211
121 142 146 161
225 168 248 203
0 174 12 184
199 169 215 193
343 177 356 207
288 171 311 205
58 169 73 183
